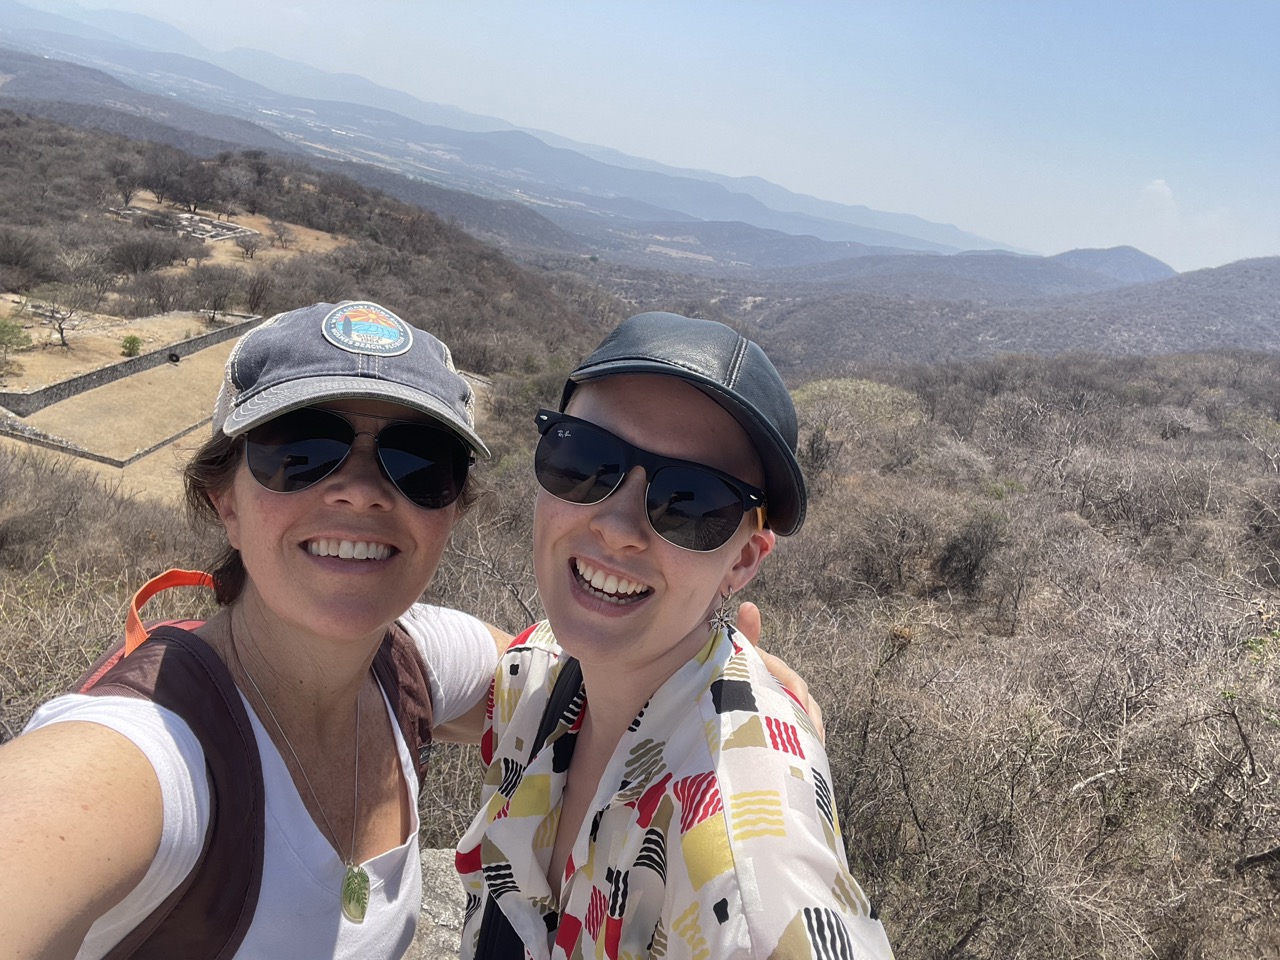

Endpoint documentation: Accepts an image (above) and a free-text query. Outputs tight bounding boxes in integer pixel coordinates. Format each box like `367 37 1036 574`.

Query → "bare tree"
243 270 274 316
31 282 99 348
104 157 141 208
190 265 242 323
234 232 264 260
171 163 221 214
141 144 183 205
268 220 295 250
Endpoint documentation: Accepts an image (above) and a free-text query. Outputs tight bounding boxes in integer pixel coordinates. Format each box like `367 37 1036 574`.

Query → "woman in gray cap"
2 301 504 959
457 313 893 959
0 301 816 959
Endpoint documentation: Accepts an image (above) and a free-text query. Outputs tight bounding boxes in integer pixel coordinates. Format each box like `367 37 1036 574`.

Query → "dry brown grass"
10 353 1280 960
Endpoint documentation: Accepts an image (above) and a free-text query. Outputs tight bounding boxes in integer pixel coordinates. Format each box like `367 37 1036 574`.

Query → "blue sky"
50 1 1280 271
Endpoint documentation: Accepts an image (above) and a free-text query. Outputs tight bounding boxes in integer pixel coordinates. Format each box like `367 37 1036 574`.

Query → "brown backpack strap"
373 622 435 781
75 620 207 694
83 626 263 960
69 585 431 958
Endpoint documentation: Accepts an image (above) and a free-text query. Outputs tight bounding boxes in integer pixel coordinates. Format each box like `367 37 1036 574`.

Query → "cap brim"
222 375 491 458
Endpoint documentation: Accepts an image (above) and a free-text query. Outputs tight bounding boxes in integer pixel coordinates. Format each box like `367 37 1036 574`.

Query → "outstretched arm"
0 722 164 959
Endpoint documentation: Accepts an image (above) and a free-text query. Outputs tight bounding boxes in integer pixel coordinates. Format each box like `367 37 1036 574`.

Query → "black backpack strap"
81 626 264 960
373 622 435 781
476 655 582 959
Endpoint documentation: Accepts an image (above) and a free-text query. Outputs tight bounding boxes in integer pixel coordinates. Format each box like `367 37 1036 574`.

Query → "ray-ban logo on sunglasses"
321 302 413 357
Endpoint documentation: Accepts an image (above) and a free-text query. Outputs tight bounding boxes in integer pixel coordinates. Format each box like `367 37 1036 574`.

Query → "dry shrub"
768 363 1280 957
0 447 215 737
5 350 1280 956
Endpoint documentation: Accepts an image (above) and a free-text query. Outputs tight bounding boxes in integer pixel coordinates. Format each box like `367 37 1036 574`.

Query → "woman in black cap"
458 313 893 959
0 302 816 959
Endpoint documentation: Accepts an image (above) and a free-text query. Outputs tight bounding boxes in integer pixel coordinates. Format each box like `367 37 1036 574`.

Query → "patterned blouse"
456 621 894 960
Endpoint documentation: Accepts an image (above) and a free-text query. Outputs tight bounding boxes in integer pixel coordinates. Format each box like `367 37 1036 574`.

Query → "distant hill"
0 109 605 377
678 172 1017 254
537 213 916 272
18 0 1278 380
753 247 1175 302
754 257 1280 371
0 1 1008 256
0 48 297 153
1048 246 1177 285
306 158 587 254
2 1 1199 304
0 43 1174 295
215 47 527 136
1041 256 1280 351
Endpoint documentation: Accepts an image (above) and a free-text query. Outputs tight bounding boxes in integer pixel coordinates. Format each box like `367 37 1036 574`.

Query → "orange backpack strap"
72 571 252 959
74 569 214 694
125 569 215 654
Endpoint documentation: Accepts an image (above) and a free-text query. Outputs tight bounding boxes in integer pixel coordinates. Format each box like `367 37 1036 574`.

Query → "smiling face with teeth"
209 399 460 649
534 374 776 691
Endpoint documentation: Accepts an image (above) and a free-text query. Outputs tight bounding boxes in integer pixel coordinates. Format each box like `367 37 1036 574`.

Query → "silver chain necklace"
234 624 371 923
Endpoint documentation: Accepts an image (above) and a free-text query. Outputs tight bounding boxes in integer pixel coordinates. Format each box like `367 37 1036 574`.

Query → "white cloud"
1120 179 1277 271
1137 179 1179 227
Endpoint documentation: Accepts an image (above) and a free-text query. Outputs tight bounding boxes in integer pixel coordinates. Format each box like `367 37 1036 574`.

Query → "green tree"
0 314 32 363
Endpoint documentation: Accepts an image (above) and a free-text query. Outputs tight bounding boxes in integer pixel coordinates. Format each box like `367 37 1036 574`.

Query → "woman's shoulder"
497 620 562 667
492 621 563 692
27 691 205 753
507 619 561 653
24 693 212 834
701 630 829 768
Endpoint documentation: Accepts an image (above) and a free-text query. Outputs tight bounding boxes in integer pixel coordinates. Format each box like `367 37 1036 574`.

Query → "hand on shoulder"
736 601 825 744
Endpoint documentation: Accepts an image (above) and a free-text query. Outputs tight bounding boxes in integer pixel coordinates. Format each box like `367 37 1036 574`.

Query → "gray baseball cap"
561 311 806 535
212 300 489 457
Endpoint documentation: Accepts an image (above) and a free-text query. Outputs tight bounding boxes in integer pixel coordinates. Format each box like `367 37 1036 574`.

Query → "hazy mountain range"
6 0 1280 370
0 0 1175 291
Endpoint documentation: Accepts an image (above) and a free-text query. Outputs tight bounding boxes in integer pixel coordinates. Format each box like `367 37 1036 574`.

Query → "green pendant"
342 863 370 923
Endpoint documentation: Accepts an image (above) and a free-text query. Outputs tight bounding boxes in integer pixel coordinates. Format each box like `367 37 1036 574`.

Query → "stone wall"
0 416 212 468
0 315 261 418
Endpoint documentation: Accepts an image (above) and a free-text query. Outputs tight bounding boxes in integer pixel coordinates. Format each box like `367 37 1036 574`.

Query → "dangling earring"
709 585 734 633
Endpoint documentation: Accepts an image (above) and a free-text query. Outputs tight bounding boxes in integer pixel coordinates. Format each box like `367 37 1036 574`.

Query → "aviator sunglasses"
533 409 766 552
244 407 472 509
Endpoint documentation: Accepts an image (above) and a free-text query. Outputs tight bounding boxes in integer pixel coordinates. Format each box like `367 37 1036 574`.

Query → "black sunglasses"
244 407 472 509
533 409 766 552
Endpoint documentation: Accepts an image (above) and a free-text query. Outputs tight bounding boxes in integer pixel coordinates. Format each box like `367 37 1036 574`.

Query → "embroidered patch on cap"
321 301 413 357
